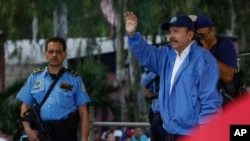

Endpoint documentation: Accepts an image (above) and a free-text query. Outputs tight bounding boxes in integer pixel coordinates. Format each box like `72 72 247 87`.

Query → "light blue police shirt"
140 72 160 114
16 66 90 121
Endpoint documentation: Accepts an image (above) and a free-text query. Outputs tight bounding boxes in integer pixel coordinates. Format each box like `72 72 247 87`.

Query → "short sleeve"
74 76 91 106
16 75 34 105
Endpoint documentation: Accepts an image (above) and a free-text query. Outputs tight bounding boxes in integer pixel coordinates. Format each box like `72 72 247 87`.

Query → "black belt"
43 119 68 130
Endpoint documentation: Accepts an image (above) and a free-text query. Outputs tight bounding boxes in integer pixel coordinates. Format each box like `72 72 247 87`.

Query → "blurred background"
0 0 250 140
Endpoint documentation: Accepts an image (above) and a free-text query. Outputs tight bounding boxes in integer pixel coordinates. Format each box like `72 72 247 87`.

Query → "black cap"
161 15 194 31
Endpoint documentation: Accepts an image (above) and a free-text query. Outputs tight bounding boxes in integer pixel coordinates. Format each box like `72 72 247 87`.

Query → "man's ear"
188 31 195 40
63 51 67 59
211 27 216 34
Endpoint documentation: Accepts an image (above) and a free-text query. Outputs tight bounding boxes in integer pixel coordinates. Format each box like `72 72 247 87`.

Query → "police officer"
16 37 90 141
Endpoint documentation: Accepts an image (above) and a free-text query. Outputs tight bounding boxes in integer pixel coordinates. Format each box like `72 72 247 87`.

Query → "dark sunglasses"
196 28 211 39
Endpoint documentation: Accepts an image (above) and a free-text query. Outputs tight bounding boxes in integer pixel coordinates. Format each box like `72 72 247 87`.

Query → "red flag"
178 93 250 141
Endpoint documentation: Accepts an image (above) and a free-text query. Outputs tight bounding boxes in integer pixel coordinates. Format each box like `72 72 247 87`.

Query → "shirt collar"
41 66 49 77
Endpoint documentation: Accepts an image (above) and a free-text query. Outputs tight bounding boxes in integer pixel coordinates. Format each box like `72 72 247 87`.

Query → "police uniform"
141 72 167 141
16 66 90 140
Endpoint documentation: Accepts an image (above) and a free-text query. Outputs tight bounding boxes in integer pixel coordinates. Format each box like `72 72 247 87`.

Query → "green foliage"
77 58 119 116
71 38 120 120
128 0 170 39
1 0 248 48
67 0 110 38
0 0 33 40
0 79 26 140
0 0 111 40
128 0 233 36
239 57 250 88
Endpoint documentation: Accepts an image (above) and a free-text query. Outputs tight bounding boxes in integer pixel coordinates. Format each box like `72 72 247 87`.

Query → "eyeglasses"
196 29 211 40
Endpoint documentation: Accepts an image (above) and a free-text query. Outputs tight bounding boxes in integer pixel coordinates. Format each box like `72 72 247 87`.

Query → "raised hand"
124 11 137 36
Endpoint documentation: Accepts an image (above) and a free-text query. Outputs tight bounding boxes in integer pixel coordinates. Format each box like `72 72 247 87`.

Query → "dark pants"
220 89 235 106
150 113 166 141
162 130 181 141
48 127 77 141
149 109 182 141
39 119 78 141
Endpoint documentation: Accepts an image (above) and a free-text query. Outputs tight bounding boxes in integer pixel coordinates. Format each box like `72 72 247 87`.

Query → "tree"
0 32 6 92
0 79 26 140
77 57 120 121
73 38 120 121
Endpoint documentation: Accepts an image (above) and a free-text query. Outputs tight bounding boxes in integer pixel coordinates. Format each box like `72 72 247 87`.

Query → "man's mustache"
169 38 178 43
50 58 58 61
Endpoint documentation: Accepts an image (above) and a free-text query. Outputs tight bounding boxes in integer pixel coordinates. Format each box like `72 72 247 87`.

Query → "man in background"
195 15 237 105
141 72 166 141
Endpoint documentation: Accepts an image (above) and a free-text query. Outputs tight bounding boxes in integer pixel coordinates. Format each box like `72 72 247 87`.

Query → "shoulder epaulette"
32 67 45 74
65 68 78 76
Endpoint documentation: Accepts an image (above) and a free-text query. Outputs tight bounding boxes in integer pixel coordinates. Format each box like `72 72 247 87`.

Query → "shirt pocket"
31 84 45 103
56 89 75 108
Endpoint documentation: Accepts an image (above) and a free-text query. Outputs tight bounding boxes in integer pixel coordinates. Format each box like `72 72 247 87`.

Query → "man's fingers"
124 11 136 20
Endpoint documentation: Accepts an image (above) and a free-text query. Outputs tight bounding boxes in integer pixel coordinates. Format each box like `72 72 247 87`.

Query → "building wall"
5 64 43 88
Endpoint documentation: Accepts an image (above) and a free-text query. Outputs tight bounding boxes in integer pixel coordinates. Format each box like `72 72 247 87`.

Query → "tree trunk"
128 49 148 122
227 0 236 37
54 0 68 67
115 0 126 121
0 31 5 92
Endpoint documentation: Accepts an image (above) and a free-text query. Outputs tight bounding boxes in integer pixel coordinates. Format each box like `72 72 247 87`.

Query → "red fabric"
126 129 134 137
178 93 250 141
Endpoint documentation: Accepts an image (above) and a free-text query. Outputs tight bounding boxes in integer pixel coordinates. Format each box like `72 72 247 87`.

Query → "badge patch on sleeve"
82 83 87 93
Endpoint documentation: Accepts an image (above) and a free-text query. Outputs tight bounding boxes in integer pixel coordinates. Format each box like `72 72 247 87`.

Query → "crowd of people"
93 127 150 141
0 129 14 141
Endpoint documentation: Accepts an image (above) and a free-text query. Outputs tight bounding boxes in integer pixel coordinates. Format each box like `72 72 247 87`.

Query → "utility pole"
54 0 68 68
115 0 126 121
0 30 5 92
